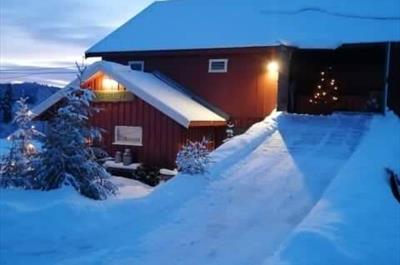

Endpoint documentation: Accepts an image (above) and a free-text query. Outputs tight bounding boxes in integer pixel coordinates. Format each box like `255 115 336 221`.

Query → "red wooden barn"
33 0 400 168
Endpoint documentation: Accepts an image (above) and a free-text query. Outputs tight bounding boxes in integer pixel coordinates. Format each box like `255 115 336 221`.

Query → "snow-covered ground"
263 112 400 265
1 112 399 265
111 176 153 199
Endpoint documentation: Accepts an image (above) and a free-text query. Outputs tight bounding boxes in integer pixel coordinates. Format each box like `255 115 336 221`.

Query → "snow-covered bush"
0 97 44 188
36 65 117 200
132 165 161 186
176 138 211 175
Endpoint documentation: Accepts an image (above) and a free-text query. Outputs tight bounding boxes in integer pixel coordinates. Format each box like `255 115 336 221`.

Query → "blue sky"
0 0 156 86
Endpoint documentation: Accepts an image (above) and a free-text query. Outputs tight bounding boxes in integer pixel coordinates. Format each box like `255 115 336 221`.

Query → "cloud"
29 25 113 46
1 0 130 47
0 0 155 84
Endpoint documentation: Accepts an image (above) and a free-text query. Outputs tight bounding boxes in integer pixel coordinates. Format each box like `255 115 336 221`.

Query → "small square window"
113 126 143 146
129 61 144 71
209 59 228 73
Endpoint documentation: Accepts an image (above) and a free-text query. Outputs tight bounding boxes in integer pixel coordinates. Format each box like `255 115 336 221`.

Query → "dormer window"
208 59 228 73
129 61 144 71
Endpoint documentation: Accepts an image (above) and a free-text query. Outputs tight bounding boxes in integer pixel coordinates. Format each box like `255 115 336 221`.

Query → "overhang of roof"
32 61 227 129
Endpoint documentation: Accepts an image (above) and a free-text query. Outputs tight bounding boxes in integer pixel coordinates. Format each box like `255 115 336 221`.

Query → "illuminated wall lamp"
267 61 279 73
102 77 119 91
266 60 279 81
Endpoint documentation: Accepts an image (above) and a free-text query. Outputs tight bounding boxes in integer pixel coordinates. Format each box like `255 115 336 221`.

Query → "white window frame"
208 59 228 73
128 61 145 72
113 126 143 146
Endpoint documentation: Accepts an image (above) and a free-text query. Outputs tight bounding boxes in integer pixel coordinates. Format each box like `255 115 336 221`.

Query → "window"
208 59 228 73
113 126 143 146
129 61 144 71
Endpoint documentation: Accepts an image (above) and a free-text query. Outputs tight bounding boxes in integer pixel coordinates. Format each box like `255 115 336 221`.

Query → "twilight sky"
0 0 156 86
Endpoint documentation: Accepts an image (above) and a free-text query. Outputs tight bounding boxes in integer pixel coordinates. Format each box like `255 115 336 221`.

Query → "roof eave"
85 45 289 58
189 120 227 128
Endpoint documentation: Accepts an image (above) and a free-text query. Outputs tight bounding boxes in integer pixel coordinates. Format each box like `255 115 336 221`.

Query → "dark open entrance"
289 44 389 114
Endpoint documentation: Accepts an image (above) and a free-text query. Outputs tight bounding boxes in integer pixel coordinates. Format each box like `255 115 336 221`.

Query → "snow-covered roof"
32 61 226 128
31 89 67 118
87 0 400 54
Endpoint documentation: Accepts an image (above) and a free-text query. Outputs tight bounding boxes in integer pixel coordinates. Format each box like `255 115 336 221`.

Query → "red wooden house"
34 0 400 168
33 61 227 167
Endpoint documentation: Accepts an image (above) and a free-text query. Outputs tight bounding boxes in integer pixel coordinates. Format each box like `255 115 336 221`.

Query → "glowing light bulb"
25 143 36 155
102 77 118 91
267 61 279 73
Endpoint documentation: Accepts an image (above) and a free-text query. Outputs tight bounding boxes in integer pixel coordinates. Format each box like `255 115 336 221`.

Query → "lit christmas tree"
309 66 340 109
0 97 44 188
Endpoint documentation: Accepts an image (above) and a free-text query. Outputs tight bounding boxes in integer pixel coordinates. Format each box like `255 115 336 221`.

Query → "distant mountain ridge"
0 83 59 107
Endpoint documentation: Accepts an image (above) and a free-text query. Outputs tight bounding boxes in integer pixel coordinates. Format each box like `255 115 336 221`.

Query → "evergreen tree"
176 138 211 175
1 84 13 123
37 65 117 200
0 97 43 188
309 66 340 111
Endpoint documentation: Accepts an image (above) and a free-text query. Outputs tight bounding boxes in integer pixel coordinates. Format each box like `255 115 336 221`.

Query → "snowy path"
108 114 370 265
0 114 373 265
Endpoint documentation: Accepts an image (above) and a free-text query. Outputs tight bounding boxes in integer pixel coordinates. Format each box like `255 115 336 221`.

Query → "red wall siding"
91 98 225 168
103 47 278 129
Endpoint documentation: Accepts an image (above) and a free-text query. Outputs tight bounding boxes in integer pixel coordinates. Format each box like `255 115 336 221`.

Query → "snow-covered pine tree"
176 138 211 175
0 97 43 188
36 64 117 200
1 84 13 123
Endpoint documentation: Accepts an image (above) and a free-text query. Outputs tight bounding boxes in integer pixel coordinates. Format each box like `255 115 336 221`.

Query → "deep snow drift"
1 112 399 265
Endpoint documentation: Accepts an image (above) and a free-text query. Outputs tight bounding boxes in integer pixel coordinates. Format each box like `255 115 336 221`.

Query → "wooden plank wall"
91 98 225 168
82 73 126 91
103 47 278 129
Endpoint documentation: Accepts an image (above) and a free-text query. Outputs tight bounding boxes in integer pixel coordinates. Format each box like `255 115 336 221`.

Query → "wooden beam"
277 45 294 112
188 120 227 127
86 46 295 59
383 42 392 115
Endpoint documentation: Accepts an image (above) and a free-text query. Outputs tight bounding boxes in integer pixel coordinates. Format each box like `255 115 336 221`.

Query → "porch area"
288 43 400 115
